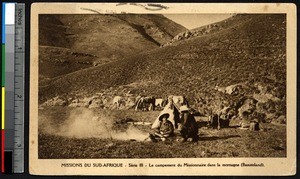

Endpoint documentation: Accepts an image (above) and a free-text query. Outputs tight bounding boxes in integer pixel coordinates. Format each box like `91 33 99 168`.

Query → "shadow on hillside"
199 134 241 141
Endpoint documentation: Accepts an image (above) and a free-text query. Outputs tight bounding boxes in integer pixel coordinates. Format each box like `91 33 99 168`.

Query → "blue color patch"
2 3 5 43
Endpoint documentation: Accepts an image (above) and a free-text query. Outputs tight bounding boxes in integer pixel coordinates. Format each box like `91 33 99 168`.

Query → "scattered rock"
272 115 286 124
42 96 67 106
225 84 243 95
238 98 257 119
215 84 244 95
253 93 280 103
105 143 115 148
89 99 104 108
68 98 85 107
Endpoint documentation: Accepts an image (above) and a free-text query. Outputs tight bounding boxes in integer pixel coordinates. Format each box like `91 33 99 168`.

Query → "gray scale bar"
5 14 15 152
5 91 14 110
5 72 14 91
15 89 24 101
14 125 23 149
5 27 15 51
15 28 24 52
15 53 24 71
13 3 25 173
14 101 23 124
5 110 15 129
4 129 14 150
15 4 25 52
5 53 14 72
14 77 23 90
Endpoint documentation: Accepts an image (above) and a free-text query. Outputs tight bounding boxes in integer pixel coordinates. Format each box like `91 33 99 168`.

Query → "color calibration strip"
2 2 16 174
1 2 25 173
1 3 5 172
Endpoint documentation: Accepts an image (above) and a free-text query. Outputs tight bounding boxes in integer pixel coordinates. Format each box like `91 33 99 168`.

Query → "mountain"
38 14 187 79
39 14 286 117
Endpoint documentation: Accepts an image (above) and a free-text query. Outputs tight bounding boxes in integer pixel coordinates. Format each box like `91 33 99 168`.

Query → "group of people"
149 105 199 142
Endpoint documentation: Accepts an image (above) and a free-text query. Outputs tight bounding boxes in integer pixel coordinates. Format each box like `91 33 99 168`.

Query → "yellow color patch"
1 87 4 129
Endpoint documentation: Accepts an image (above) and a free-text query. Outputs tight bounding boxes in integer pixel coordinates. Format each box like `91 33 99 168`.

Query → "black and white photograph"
29 3 296 175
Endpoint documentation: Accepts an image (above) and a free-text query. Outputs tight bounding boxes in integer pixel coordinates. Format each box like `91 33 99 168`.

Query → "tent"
151 95 188 129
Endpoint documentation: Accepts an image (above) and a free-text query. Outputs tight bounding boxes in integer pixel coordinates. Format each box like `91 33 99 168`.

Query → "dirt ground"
38 107 286 159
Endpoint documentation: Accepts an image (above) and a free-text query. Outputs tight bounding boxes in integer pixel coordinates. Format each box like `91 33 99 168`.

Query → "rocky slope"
40 14 286 123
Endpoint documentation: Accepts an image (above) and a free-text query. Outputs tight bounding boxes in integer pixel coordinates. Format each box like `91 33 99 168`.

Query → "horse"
135 96 156 111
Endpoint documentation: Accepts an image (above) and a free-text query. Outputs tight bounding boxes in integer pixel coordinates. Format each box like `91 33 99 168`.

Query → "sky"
163 14 233 30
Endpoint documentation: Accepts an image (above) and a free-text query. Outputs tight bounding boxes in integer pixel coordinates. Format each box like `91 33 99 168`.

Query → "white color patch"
5 3 15 25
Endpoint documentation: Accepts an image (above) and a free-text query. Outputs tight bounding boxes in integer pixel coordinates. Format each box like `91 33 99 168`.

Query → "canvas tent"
151 95 188 129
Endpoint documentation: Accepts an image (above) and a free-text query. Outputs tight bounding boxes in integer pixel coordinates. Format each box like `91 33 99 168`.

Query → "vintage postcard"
29 3 296 175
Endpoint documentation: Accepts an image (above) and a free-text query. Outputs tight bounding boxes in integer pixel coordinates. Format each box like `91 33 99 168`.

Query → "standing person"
178 105 199 142
149 113 174 142
215 104 231 130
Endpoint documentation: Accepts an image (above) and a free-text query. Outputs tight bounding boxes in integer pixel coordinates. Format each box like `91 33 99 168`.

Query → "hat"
180 105 189 112
159 113 170 121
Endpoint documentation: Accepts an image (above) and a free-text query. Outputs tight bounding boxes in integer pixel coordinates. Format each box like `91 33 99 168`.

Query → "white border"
30 3 297 176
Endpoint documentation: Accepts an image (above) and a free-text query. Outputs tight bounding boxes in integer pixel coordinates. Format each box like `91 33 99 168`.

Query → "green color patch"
1 44 5 87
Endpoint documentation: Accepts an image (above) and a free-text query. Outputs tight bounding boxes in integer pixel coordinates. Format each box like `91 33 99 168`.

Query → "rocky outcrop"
162 23 221 47
41 96 67 106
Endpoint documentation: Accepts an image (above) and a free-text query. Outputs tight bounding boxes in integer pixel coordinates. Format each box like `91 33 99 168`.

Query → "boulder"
88 99 104 108
265 113 277 122
253 93 280 103
101 98 110 107
68 99 85 107
237 98 257 119
225 84 243 95
42 96 67 106
82 96 96 107
215 86 226 93
68 97 99 108
272 115 286 124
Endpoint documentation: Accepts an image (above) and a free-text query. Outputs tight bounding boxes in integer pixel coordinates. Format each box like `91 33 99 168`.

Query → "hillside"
39 14 186 79
39 46 98 82
40 14 286 119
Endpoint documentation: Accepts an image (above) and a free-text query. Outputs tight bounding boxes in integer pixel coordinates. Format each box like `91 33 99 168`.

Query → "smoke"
39 108 149 141
112 126 150 141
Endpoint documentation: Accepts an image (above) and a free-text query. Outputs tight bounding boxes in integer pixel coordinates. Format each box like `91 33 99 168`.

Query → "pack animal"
112 96 125 109
155 98 165 108
135 96 156 111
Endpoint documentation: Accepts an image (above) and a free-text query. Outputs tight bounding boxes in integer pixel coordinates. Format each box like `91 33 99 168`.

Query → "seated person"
149 113 174 141
178 105 199 142
249 112 264 131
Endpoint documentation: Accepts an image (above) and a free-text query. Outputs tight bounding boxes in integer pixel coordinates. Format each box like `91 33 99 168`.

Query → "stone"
42 96 67 106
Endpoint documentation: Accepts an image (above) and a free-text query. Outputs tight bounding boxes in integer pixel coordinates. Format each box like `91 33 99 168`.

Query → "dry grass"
38 107 286 159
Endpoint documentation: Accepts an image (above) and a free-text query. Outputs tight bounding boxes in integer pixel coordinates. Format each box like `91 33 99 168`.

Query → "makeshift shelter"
151 95 189 129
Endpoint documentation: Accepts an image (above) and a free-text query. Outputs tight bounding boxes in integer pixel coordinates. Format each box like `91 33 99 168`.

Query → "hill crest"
39 14 187 79
39 14 286 118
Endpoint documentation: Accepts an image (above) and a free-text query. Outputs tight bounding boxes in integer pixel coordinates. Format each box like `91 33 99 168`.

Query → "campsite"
38 13 287 158
38 106 286 158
